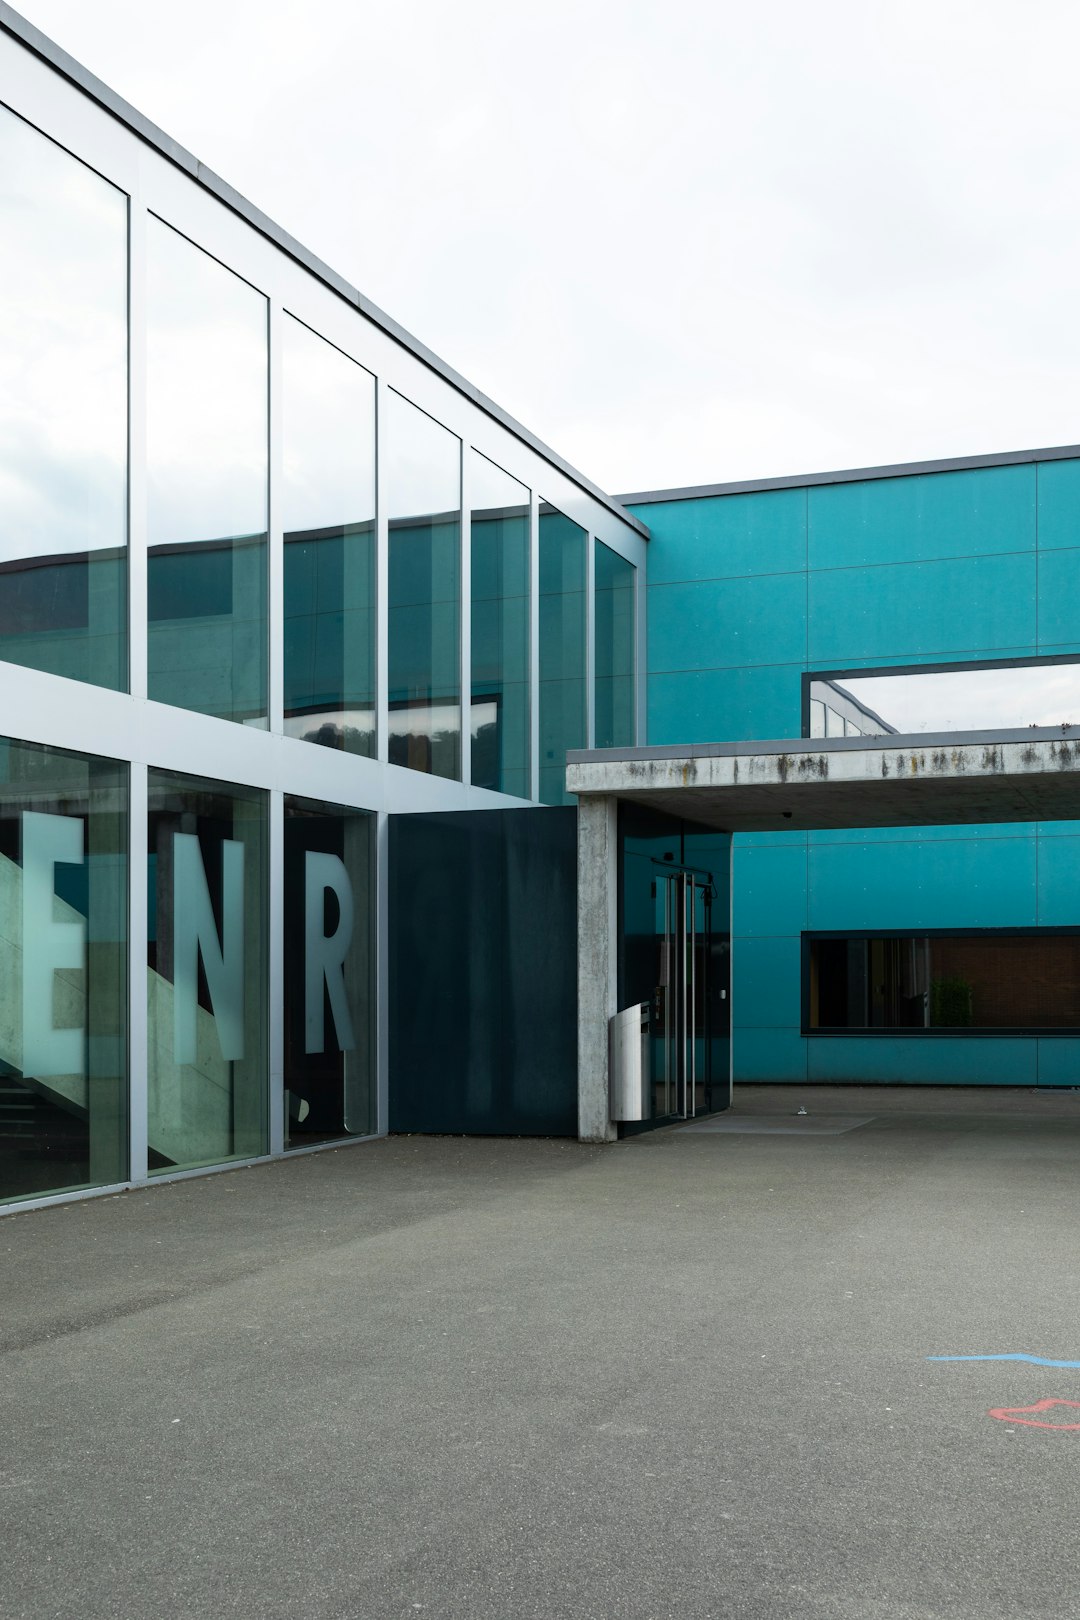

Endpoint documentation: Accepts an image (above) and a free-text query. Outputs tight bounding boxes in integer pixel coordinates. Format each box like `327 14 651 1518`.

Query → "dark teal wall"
631 457 1080 1087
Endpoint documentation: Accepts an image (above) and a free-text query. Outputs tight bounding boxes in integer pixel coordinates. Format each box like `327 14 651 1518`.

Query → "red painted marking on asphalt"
988 1399 1080 1430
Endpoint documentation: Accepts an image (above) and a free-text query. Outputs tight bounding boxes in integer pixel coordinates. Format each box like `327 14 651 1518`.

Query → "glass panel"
386 392 461 778
470 452 529 796
0 738 127 1205
147 770 267 1172
617 806 732 1128
284 795 375 1147
146 220 268 725
807 932 1080 1031
538 503 586 805
389 806 578 1134
594 540 635 749
809 698 826 738
0 105 127 691
808 659 1080 739
283 318 376 754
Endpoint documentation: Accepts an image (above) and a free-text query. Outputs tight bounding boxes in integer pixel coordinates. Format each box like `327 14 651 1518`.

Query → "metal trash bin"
609 1002 651 1122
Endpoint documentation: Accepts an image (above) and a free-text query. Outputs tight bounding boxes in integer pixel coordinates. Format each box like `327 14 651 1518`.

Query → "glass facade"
0 35 641 1207
146 220 268 725
284 796 375 1147
0 104 127 692
594 540 635 750
147 770 268 1173
0 738 127 1204
387 391 462 779
538 504 587 806
283 318 376 754
470 453 530 797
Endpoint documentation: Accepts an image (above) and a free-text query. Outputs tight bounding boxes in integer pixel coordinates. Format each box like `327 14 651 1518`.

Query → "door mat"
677 1114 875 1136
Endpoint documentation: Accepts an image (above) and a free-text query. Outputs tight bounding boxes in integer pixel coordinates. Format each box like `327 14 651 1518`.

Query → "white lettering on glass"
21 811 85 1078
173 832 244 1065
304 851 355 1055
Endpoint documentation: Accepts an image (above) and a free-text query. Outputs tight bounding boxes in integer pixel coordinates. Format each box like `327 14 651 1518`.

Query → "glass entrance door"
653 868 719 1119
618 805 732 1127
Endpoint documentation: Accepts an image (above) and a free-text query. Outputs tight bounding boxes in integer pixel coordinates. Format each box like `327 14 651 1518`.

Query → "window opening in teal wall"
806 930 1080 1033
807 658 1080 739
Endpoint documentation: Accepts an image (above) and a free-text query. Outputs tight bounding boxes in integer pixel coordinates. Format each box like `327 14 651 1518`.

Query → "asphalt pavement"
3 1085 1080 1620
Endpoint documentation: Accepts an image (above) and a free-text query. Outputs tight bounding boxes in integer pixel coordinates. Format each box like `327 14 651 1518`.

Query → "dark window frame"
802 927 1080 1038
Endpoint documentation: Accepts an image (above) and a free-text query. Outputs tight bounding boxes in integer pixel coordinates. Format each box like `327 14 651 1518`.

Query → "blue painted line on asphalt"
928 1354 1080 1368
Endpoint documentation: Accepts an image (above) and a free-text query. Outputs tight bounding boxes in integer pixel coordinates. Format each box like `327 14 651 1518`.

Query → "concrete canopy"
566 727 1080 832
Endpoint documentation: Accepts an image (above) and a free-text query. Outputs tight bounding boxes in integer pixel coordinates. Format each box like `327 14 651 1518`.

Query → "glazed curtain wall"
0 738 127 1204
0 97 639 793
0 743 377 1206
634 459 1080 1087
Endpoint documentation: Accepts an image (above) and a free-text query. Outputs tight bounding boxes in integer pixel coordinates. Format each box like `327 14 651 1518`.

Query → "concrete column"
577 794 618 1143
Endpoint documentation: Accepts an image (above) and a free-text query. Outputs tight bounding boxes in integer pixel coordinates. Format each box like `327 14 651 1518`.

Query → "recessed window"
807 657 1080 739
806 931 1080 1033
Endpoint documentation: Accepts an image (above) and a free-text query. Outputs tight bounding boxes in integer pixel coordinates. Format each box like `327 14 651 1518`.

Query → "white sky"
15 0 1080 495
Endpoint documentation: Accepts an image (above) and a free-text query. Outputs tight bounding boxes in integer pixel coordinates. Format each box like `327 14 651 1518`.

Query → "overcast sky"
15 0 1080 495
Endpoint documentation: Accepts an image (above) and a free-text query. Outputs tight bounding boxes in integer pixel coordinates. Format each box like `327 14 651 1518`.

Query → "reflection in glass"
594 541 635 749
146 220 268 724
284 796 375 1146
470 453 530 796
147 770 267 1173
0 105 127 691
283 318 376 754
0 738 127 1205
386 392 461 778
809 659 1080 739
538 504 586 805
808 931 1080 1031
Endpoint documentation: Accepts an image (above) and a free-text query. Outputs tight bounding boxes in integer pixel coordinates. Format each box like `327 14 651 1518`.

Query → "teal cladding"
632 456 1080 1089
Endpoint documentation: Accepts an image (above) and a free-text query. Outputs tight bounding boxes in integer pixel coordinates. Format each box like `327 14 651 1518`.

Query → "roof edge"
617 442 1080 507
0 2 649 542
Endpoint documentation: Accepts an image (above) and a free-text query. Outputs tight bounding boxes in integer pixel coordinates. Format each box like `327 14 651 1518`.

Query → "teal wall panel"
806 1037 1037 1085
808 835 1037 931
808 464 1034 571
635 488 806 583
1036 458 1080 552
733 1027 808 1082
1035 1041 1080 1085
733 935 802 1028
1036 547 1080 651
649 572 806 673
1034 834 1080 926
733 843 807 937
809 822 1030 845
807 551 1036 666
647 664 802 746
